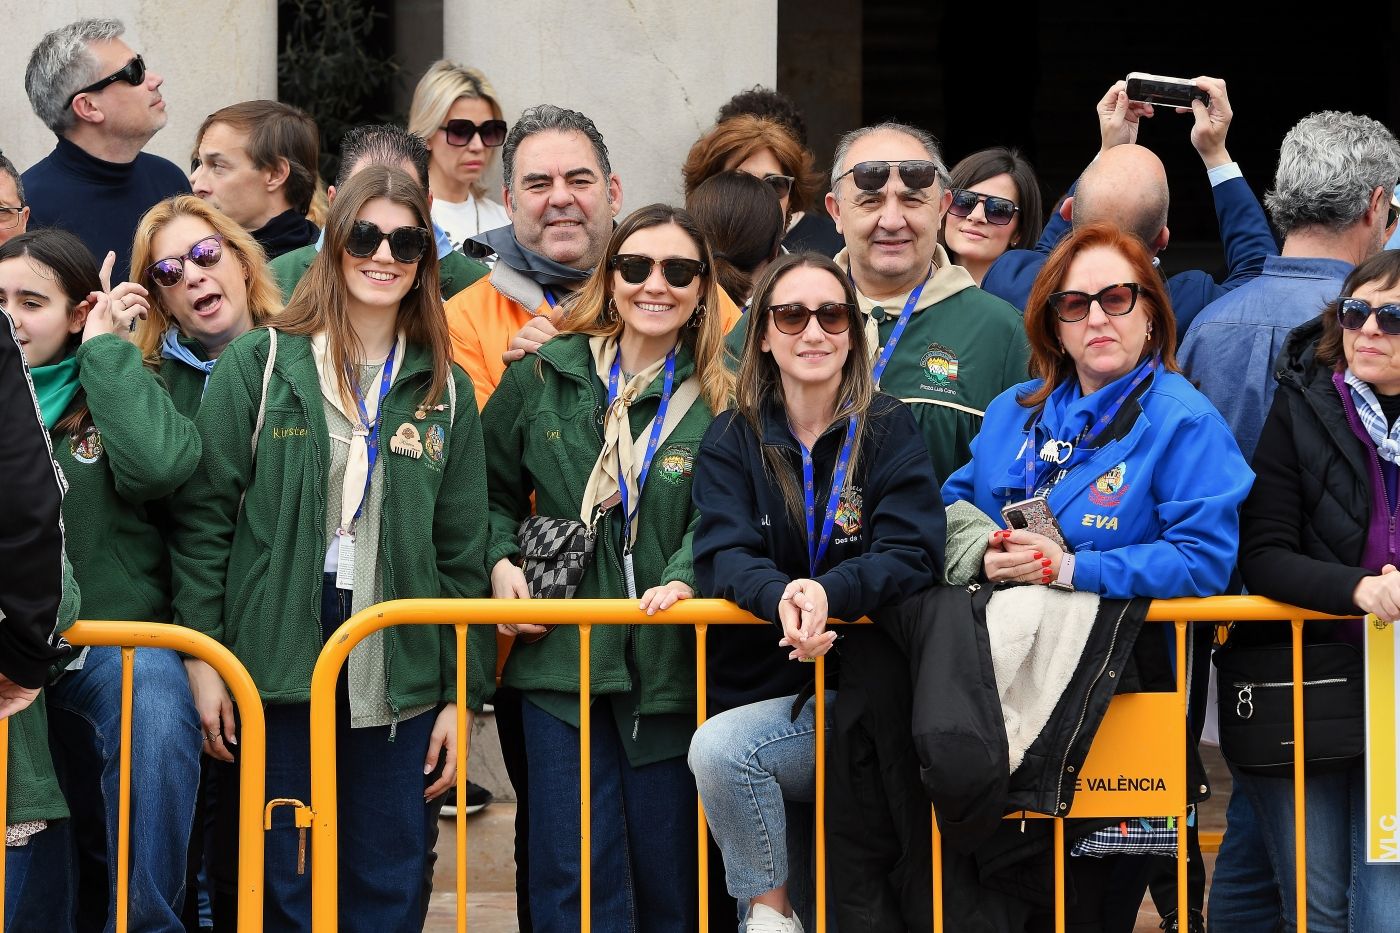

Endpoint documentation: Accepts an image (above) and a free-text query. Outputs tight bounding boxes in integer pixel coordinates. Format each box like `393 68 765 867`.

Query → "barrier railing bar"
116 647 135 933
61 620 267 933
815 656 828 933
1053 815 1065 930
455 622 469 933
1174 620 1189 933
579 622 592 933
1292 617 1307 933
931 809 943 932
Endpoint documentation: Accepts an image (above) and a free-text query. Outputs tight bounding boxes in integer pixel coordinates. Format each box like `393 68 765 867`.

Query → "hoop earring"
602 298 618 324
687 302 706 330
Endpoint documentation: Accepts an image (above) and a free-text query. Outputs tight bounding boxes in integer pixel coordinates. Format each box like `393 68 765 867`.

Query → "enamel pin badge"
390 423 423 459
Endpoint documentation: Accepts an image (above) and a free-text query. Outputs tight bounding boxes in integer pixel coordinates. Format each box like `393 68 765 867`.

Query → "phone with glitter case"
1000 495 1071 553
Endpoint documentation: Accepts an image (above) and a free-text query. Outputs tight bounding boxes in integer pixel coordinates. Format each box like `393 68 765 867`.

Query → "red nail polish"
1034 552 1043 560
1042 558 1052 567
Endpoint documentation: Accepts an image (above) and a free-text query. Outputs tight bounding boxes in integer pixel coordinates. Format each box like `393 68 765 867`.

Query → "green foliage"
277 0 398 182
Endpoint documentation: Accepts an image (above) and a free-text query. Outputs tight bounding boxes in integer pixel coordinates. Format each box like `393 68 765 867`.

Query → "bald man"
984 77 1276 336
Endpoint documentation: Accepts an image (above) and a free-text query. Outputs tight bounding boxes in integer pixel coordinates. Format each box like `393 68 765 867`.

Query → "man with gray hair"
0 152 29 246
21 18 188 281
1182 110 1400 460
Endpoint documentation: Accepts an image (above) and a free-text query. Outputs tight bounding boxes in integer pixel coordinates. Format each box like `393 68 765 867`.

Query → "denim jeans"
522 698 696 933
1208 771 1282 933
688 692 830 931
1232 761 1400 933
44 645 201 933
6 824 72 932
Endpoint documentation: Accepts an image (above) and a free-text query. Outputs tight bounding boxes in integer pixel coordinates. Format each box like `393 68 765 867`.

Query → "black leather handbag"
516 515 596 601
1214 641 1364 776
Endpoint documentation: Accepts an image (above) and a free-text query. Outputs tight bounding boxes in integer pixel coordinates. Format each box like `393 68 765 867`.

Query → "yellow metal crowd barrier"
0 621 267 933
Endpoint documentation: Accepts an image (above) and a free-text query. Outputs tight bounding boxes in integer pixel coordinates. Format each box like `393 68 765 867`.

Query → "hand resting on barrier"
490 557 549 638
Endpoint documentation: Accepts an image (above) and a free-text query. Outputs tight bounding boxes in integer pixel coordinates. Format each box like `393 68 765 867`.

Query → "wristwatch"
1049 552 1076 592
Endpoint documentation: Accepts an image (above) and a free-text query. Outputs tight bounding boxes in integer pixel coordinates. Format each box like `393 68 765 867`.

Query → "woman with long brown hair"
171 164 491 931
480 203 730 932
688 252 944 932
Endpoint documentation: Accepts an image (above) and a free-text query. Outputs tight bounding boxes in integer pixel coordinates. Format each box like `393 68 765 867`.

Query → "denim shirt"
1179 255 1353 460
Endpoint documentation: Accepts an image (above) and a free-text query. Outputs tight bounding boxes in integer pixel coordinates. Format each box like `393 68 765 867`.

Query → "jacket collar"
270 329 437 387
758 397 852 454
536 331 698 398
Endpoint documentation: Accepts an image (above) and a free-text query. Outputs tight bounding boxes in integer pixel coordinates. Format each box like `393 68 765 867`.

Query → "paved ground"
425 744 1233 932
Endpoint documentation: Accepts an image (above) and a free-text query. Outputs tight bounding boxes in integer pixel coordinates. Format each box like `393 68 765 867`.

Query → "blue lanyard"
1022 356 1156 499
543 289 557 309
608 349 677 547
349 341 397 527
801 417 859 577
849 266 931 386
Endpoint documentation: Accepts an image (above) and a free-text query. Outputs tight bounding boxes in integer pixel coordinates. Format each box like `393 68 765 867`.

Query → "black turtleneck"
252 209 320 260
21 137 190 282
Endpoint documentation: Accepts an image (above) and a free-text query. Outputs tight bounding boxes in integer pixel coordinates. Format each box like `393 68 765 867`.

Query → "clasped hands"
982 528 1065 586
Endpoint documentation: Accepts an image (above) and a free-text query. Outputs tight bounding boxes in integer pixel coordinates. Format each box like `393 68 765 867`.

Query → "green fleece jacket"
7 556 79 825
268 244 489 304
56 336 201 623
157 338 211 420
170 328 494 710
726 248 1029 485
479 333 712 716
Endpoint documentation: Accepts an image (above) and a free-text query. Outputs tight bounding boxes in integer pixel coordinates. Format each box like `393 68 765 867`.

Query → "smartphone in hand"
1125 72 1210 109
1000 495 1071 553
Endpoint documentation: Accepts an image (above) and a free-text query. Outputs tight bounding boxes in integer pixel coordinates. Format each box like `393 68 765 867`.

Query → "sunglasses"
1338 297 1400 336
146 235 223 288
768 301 855 336
66 56 145 108
834 159 941 192
948 188 1020 226
609 254 706 288
759 174 795 198
345 221 432 263
1048 282 1141 323
440 118 508 148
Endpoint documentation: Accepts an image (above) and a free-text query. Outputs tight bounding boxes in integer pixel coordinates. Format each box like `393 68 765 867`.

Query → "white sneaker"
745 903 804 933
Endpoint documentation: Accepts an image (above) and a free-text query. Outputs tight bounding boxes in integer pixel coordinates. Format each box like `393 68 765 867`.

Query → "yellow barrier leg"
931 808 943 933
1054 817 1065 933
116 647 135 933
580 623 592 933
1292 619 1307 933
695 623 709 933
0 715 8 925
815 656 827 933
1176 621 1189 928
457 623 469 933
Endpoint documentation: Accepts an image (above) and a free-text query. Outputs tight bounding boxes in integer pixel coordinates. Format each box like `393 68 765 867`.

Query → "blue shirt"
942 371 1253 599
1179 255 1352 461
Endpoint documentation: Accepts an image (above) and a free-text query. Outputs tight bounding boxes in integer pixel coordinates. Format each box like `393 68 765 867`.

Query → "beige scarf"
580 335 700 546
311 330 406 535
833 243 976 387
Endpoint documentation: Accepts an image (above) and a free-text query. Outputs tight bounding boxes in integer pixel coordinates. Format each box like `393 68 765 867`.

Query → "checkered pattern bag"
517 515 596 600
1070 817 1181 858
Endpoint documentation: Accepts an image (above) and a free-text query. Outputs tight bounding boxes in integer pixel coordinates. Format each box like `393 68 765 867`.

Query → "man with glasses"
21 18 188 281
190 100 321 260
982 77 1275 337
0 153 30 246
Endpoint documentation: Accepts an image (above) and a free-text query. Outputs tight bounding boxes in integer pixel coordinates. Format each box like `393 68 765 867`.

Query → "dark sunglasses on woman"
66 55 145 108
948 188 1020 226
768 301 855 336
145 235 223 288
1338 297 1400 335
345 221 432 263
439 118 508 148
759 174 795 198
834 159 940 192
609 254 706 288
1047 283 1141 323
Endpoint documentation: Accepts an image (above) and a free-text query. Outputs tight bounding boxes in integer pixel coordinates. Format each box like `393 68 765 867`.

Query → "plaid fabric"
517 515 595 600
1345 368 1400 463
1070 817 1181 858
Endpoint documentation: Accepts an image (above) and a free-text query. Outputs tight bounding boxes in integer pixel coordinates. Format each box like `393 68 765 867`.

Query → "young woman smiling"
0 228 204 931
687 253 944 933
480 204 731 932
171 165 492 931
940 147 1044 286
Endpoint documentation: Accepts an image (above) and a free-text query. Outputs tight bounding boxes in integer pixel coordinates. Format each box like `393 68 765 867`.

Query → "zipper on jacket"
287 377 328 650
1232 677 1349 720
1054 602 1131 814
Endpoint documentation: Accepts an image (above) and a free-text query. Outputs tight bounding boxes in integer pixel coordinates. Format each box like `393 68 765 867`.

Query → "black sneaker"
440 781 494 818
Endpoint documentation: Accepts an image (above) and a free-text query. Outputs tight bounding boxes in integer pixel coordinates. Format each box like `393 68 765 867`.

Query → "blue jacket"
1179 255 1352 461
982 174 1276 337
693 395 945 711
942 371 1253 598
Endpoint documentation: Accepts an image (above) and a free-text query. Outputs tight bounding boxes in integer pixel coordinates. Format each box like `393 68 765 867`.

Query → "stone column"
0 2 277 177
443 0 778 208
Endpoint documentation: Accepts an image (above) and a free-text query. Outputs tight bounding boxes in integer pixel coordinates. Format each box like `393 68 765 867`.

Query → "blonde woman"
132 195 282 417
408 60 511 251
